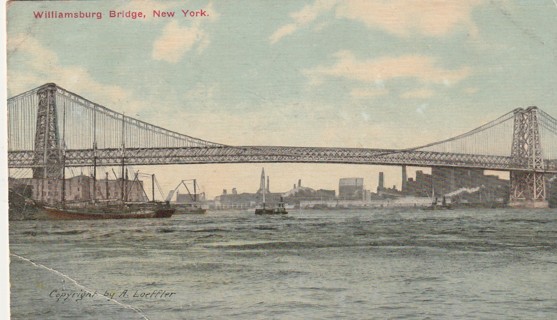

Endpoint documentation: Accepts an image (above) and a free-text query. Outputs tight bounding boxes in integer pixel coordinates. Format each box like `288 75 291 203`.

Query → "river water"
9 208 557 319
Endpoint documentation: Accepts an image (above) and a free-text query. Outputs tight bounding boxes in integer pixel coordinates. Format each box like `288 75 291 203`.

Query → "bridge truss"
7 83 557 207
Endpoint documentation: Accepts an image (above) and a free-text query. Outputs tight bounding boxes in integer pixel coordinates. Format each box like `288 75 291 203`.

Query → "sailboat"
43 170 175 220
166 179 207 214
43 116 174 220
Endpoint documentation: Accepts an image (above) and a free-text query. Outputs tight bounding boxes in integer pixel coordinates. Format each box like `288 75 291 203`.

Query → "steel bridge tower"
509 107 548 208
32 83 62 179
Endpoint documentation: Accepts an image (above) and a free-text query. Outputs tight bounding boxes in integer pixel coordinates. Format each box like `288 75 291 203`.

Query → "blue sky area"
7 0 557 197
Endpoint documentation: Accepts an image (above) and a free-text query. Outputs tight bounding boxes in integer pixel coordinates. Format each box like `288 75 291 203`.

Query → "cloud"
270 24 298 44
151 3 218 63
270 0 337 44
271 0 483 43
152 21 207 62
335 0 482 37
304 51 471 86
183 100 401 148
7 34 147 114
401 88 435 99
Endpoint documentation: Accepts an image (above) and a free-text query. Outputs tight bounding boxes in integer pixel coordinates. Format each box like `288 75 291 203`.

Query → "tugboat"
423 196 452 211
254 168 288 215
255 194 288 215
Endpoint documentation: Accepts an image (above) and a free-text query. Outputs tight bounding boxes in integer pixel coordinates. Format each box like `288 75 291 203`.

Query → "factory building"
339 178 364 200
404 167 509 203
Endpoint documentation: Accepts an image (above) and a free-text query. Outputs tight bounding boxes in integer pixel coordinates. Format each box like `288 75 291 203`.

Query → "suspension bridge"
7 83 557 208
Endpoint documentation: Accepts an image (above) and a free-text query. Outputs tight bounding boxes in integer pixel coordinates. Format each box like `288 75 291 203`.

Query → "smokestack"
402 165 408 193
378 172 384 191
298 179 301 188
267 176 270 192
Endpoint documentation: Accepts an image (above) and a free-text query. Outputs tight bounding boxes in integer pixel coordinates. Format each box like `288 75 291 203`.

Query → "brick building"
9 176 148 205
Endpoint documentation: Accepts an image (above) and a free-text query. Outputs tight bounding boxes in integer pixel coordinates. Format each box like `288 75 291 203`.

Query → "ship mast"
194 179 197 203
152 174 155 202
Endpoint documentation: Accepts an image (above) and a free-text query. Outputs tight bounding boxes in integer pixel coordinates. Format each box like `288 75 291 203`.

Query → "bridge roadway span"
8 146 557 173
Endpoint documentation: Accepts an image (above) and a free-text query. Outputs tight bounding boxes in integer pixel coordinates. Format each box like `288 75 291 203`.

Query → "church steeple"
259 167 265 193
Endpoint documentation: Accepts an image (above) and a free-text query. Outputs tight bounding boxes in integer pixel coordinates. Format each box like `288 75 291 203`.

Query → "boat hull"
255 208 288 215
43 207 175 220
422 205 452 211
173 206 207 214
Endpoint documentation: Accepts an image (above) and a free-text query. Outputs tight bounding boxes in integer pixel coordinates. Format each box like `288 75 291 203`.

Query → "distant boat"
255 202 288 215
255 191 288 215
166 179 207 214
422 204 453 211
174 203 207 214
423 196 452 211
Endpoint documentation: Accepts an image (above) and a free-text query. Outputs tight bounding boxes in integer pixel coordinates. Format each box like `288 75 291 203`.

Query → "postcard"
5 1 557 319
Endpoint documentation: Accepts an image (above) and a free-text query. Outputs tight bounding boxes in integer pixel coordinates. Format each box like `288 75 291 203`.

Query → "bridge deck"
8 146 557 173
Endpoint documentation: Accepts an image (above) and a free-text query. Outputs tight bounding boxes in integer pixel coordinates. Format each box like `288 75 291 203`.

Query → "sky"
6 0 557 198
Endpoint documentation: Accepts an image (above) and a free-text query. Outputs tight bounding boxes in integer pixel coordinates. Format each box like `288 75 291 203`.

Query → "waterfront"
10 208 557 319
